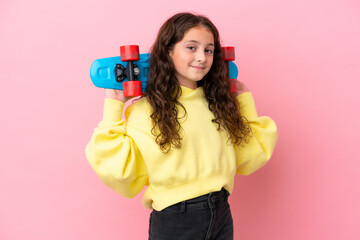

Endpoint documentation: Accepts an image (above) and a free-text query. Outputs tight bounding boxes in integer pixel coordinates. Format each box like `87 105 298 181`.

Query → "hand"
105 89 133 102
235 80 250 96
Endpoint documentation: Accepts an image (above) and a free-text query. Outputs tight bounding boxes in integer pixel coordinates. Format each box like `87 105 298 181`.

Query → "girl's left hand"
235 79 250 95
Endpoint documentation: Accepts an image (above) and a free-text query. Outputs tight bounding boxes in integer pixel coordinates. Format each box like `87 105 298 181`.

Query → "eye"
205 49 214 54
187 46 196 51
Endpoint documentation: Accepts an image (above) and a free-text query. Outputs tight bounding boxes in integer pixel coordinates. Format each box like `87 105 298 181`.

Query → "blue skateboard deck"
90 53 238 91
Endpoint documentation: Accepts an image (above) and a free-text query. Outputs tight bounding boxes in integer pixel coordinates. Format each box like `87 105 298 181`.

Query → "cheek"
208 57 214 67
174 53 190 68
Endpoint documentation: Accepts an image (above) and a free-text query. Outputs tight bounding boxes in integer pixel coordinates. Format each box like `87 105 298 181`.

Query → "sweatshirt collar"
180 86 204 97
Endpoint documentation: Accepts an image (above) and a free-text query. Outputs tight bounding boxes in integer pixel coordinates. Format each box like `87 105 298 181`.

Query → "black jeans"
148 188 233 240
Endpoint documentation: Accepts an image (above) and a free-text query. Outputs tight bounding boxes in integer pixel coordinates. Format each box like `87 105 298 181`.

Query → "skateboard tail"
228 61 238 79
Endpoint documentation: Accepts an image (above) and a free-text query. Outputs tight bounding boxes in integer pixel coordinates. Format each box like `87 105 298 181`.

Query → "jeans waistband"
158 188 229 213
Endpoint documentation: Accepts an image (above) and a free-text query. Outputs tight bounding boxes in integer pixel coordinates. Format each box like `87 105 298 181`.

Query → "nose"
196 49 206 63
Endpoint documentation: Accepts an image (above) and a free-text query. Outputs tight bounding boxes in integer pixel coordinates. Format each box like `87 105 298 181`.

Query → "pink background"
1 0 359 239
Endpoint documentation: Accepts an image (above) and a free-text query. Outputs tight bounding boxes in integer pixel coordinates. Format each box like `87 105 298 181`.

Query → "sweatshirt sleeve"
85 98 148 198
234 92 278 176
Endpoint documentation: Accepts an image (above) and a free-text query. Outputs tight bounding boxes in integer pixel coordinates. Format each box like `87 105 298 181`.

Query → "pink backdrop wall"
1 0 359 239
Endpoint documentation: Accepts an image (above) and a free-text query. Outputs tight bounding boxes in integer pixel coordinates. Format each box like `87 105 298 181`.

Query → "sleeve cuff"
236 92 259 120
103 98 125 122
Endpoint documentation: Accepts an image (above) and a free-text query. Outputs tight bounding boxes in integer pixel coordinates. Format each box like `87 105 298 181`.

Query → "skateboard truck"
222 46 237 93
115 63 140 82
117 45 143 97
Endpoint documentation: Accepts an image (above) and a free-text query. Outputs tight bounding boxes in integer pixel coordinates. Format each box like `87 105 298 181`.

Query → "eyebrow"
184 40 214 47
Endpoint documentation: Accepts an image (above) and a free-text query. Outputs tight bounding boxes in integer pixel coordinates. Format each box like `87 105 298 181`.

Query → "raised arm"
234 80 278 175
86 92 148 198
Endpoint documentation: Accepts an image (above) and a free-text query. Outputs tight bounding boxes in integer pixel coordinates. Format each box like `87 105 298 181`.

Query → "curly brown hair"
144 12 251 153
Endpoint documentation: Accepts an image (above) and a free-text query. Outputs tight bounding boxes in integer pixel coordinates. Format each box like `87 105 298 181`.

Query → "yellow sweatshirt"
86 86 278 211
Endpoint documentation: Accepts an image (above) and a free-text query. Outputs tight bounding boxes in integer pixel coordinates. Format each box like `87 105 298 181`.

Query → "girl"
86 12 278 240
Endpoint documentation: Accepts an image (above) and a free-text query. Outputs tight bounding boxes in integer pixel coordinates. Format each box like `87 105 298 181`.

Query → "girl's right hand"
105 89 131 102
234 80 250 96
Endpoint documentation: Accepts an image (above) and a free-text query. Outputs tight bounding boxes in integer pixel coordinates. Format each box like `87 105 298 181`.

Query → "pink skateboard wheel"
120 45 140 61
229 79 237 93
123 81 142 97
222 46 235 61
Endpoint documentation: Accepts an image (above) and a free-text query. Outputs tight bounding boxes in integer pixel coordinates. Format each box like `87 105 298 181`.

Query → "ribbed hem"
236 92 258 120
142 174 235 211
103 98 125 122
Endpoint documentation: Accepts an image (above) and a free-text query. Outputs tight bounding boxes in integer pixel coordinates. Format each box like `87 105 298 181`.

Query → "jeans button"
211 196 216 203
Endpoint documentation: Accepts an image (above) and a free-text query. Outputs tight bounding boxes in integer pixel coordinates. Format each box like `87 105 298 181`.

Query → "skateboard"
90 45 238 96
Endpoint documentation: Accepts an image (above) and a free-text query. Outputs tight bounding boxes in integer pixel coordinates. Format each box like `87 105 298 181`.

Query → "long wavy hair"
145 12 251 153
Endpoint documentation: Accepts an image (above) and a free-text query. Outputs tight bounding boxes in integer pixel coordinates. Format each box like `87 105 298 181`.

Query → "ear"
169 49 173 58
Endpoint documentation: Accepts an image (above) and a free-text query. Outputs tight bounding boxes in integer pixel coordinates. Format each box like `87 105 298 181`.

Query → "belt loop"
225 189 230 197
180 201 186 213
208 192 215 208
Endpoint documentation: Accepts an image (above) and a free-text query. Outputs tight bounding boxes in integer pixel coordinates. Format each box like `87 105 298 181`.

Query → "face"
169 26 215 89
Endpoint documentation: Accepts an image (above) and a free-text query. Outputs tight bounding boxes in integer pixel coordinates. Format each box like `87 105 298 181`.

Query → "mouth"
190 66 206 70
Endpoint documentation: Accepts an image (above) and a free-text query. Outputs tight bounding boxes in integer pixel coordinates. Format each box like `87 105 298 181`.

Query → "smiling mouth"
191 66 206 69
